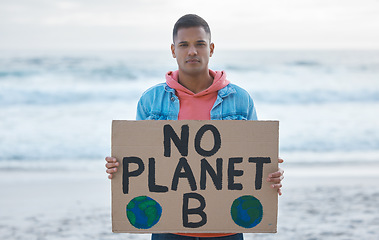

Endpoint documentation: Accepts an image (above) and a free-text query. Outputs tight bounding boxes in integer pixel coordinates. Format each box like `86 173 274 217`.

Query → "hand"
105 157 119 179
267 158 284 196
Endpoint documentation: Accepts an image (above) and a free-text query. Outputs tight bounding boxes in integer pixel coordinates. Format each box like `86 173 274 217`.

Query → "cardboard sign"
111 120 279 233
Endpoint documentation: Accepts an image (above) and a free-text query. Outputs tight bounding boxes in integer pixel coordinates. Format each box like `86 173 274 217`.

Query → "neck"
177 69 213 94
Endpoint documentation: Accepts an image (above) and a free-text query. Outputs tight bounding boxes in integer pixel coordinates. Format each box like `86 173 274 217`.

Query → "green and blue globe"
126 196 162 229
231 195 263 228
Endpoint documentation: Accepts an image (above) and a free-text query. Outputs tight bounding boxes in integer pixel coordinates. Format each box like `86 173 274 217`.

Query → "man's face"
171 27 214 76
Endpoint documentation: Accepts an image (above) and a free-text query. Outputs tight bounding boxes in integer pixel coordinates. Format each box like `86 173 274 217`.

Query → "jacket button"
171 97 175 102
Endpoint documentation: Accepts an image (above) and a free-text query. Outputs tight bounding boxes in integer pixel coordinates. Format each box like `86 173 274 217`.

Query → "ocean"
1 50 379 240
1 50 379 170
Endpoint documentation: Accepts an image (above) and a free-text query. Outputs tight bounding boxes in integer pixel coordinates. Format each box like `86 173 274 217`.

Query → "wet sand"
1 163 378 240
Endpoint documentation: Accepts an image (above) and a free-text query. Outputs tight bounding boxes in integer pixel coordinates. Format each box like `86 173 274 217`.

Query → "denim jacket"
136 83 257 120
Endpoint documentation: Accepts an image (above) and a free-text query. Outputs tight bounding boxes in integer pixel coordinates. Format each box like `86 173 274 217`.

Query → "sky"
1 0 379 51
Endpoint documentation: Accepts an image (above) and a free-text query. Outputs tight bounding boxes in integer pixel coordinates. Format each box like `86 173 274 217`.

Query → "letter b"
182 193 207 228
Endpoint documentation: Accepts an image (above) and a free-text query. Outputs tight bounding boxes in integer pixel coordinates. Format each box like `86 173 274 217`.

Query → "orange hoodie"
165 69 235 238
166 70 230 120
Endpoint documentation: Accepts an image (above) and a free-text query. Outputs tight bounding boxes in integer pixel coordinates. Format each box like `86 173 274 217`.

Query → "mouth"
186 58 200 63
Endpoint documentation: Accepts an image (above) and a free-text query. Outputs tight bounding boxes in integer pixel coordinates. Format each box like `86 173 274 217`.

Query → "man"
106 14 284 240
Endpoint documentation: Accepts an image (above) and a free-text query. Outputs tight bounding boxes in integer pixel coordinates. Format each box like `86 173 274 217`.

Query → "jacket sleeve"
247 95 258 120
136 97 147 120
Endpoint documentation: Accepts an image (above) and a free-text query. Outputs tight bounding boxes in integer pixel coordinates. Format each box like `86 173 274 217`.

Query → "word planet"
126 196 162 229
231 195 263 228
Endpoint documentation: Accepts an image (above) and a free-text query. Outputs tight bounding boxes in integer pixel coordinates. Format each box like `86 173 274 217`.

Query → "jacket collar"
217 83 236 98
164 83 235 98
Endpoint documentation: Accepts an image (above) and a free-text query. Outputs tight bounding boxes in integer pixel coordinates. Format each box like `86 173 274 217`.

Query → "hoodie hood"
165 69 230 97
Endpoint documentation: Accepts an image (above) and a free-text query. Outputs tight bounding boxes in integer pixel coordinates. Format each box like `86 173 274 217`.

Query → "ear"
171 44 176 58
209 43 215 57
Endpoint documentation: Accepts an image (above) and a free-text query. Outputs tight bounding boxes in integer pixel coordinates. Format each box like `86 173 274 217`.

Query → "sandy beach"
1 161 378 240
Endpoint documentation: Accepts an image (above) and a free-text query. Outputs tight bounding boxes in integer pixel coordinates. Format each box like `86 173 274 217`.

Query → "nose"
188 45 197 56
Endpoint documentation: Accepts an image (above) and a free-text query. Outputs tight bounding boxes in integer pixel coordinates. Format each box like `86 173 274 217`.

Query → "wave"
0 149 378 170
0 88 141 106
252 89 379 104
1 50 379 83
1 131 378 162
0 56 167 81
2 88 377 107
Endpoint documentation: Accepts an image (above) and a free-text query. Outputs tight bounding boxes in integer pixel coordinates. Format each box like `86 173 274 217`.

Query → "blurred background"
1 0 379 239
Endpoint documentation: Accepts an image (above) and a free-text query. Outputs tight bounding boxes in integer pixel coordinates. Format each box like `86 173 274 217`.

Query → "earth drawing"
230 195 263 228
126 196 162 229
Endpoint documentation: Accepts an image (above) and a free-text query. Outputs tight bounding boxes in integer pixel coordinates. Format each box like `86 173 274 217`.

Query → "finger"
105 162 119 169
269 168 284 178
268 171 281 178
105 157 117 162
267 175 284 183
108 174 113 179
278 188 282 196
271 183 282 189
106 167 118 174
105 157 117 163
